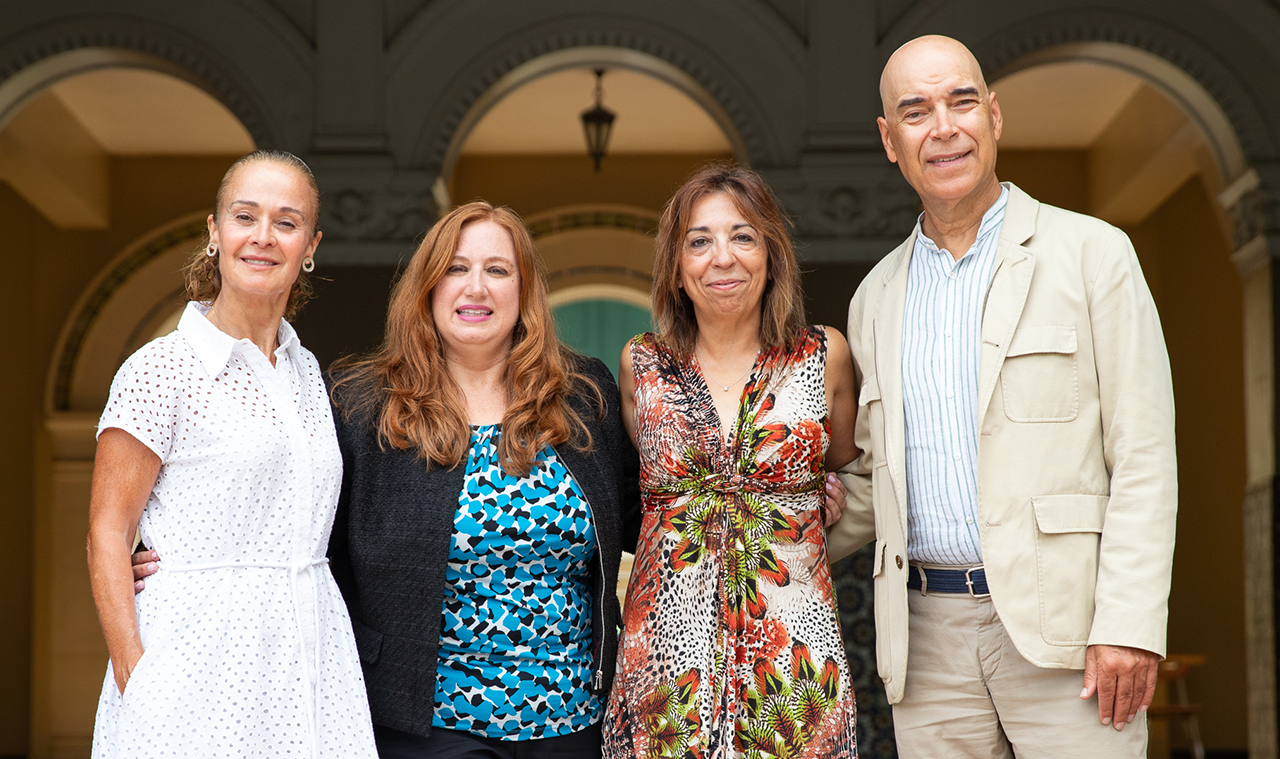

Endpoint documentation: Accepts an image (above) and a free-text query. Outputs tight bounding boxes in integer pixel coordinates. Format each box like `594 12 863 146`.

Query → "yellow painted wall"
1127 177 1247 751
0 181 42 757
995 150 1089 214
451 153 732 217
0 155 236 755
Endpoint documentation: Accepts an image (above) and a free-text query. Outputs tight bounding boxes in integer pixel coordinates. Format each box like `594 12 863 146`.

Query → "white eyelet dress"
91 302 377 758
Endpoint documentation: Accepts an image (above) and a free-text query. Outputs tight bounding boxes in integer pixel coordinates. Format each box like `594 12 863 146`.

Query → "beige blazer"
828 183 1177 704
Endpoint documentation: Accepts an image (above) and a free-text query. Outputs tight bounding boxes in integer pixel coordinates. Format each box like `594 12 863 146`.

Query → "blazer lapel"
873 235 914 535
977 184 1039 425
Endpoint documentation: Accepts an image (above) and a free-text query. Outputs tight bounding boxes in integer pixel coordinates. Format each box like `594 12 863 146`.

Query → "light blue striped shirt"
901 187 1008 565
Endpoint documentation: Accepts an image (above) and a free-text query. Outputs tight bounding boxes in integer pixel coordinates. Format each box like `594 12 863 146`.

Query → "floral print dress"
604 327 857 759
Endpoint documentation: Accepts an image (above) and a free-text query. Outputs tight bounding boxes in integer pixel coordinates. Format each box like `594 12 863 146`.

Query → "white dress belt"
160 556 329 759
163 557 330 572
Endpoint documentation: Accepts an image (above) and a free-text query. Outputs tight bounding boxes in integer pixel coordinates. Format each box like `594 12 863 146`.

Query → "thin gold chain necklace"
695 345 758 392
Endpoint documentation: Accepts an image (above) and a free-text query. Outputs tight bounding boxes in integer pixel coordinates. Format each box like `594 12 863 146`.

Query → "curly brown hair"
184 149 321 320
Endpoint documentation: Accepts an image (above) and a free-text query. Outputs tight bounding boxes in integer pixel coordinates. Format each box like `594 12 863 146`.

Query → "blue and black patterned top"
432 424 602 739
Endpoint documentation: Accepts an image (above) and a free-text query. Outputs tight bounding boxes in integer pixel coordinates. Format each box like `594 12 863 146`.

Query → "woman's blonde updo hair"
184 148 321 320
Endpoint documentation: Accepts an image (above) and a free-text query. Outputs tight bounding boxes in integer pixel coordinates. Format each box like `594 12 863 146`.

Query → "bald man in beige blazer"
827 36 1176 757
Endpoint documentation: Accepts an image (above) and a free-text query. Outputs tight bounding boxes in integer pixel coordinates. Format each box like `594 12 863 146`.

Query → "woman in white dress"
86 149 377 758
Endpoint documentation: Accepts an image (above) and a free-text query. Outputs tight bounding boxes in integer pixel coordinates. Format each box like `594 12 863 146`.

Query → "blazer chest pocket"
1000 326 1078 422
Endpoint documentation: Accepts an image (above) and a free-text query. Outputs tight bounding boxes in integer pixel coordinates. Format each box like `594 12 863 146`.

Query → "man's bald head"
875 34 1003 217
879 35 989 118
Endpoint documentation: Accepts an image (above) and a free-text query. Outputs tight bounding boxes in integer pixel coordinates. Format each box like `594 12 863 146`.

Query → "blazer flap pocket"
1007 325 1077 357
350 617 384 664
1032 494 1109 534
859 375 881 405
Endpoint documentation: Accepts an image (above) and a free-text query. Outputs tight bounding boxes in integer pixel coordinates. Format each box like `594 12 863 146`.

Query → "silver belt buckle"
965 565 990 598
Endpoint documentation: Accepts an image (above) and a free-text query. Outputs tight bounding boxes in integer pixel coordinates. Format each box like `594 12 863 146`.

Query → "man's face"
877 43 1002 208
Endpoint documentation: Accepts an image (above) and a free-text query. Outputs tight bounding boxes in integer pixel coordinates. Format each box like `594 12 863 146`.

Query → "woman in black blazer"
325 201 639 758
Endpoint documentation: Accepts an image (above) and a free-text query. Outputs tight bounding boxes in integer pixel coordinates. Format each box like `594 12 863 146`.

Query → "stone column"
1222 163 1280 759
28 413 101 759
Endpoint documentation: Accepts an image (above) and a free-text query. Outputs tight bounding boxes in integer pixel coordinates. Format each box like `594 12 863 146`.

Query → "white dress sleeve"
97 341 181 463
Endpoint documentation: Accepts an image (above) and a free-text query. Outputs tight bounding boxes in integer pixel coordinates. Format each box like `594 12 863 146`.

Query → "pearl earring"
302 257 315 272
206 243 217 257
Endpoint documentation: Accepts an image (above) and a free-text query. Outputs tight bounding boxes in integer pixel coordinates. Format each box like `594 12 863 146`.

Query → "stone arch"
437 45 752 183
387 8 803 173
990 41 1247 185
0 13 308 151
525 204 658 299
44 212 209 415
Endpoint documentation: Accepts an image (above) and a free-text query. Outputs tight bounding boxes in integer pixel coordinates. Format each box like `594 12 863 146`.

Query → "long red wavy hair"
331 201 599 475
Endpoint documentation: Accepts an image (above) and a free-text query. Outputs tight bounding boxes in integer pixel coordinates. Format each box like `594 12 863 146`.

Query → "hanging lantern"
580 68 616 172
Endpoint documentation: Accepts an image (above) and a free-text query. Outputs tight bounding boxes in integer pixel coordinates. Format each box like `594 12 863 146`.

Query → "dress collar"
177 301 300 380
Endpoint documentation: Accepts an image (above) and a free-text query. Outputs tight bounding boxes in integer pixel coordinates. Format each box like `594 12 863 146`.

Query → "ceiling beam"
1088 85 1200 226
0 90 109 229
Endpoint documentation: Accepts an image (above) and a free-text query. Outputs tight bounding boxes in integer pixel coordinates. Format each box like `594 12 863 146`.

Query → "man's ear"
989 91 1003 142
877 117 899 164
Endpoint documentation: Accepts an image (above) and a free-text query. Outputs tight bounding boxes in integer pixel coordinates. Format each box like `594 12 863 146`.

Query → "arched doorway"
0 53 253 756
989 46 1255 756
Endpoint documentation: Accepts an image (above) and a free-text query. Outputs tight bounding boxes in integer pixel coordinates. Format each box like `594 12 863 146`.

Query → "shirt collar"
177 301 300 380
914 185 1010 255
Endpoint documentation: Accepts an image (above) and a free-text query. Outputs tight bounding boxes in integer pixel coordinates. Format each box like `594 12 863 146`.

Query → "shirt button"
953 451 961 460
948 271 957 279
944 330 952 338
946 390 954 398
895 555 904 569
966 518 974 525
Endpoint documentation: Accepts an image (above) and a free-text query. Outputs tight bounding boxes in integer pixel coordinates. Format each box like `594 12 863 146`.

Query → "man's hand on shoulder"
131 549 158 594
1080 644 1159 730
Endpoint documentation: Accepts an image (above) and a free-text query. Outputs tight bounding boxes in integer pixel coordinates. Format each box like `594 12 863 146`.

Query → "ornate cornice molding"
0 14 282 148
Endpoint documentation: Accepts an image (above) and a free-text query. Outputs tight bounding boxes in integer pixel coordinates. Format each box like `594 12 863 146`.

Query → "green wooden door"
553 299 652 378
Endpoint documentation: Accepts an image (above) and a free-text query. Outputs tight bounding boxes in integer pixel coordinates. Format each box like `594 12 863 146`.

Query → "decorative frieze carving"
314 172 437 242
1226 184 1271 251
767 158 920 251
797 179 920 239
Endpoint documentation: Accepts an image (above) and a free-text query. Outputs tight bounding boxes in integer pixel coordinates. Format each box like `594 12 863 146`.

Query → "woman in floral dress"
604 164 859 759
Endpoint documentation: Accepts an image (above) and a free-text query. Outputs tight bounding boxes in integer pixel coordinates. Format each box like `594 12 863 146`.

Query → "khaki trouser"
892 587 1147 758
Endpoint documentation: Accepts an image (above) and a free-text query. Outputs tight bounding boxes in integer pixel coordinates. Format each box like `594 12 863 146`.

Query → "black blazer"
327 355 641 738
